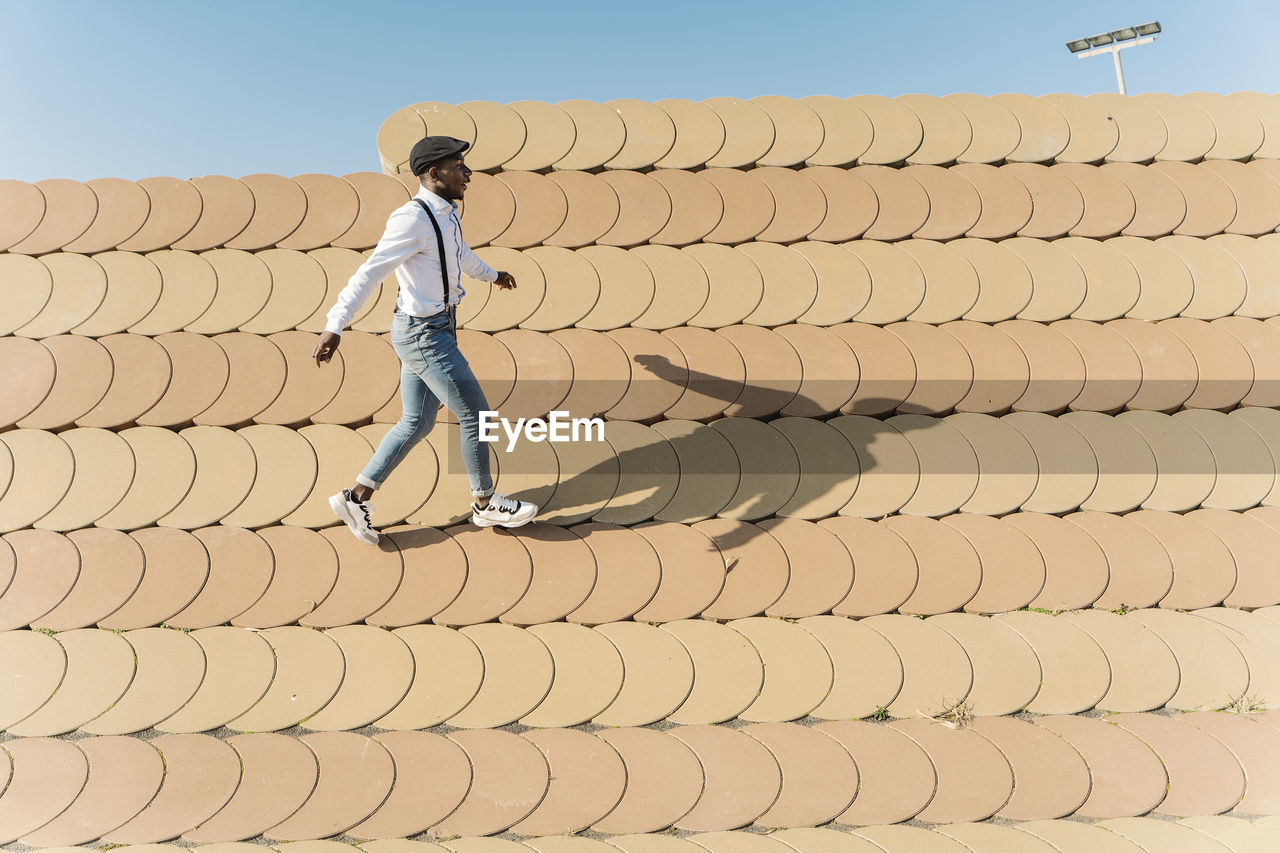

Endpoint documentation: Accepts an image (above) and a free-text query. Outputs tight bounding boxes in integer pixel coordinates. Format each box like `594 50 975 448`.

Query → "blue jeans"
357 308 494 498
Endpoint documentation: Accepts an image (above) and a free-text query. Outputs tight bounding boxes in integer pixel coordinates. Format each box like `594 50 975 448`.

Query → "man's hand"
313 331 341 366
494 270 517 290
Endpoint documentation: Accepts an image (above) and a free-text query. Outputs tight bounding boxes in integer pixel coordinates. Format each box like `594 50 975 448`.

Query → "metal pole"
1112 45 1127 94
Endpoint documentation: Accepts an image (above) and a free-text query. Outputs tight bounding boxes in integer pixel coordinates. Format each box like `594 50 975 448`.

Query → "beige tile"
709 418 800 520
750 96 823 167
1055 241 1143 322
1154 162 1238 238
1005 239 1088 322
648 170 722 247
225 174 307 251
427 526 531 626
1185 814 1280 850
105 734 240 843
630 246 711 330
650 421 741 523
995 320 1085 412
1119 411 1216 511
1133 93 1216 161
375 105 427 174
447 623 552 728
735 244 816 327
1099 817 1234 853
825 517 916 616
1015 820 1149 852
460 247 546 331
237 249 327 334
187 249 273 334
19 735 162 847
668 726 781 831
908 165 982 240
184 733 314 842
457 100 526 171
662 327 745 421
605 99 677 170
753 518 849 614
373 625 482 729
520 622 623 727
1066 511 1173 610
701 97 774 168
20 253 108 337
886 515 984 613
562 522 660 623
1056 163 1136 238
596 172 671 248
901 241 980 325
554 100 626 171
8 628 134 737
692 520 787 620
993 611 1109 714
932 613 1040 714
63 177 148 253
456 171 517 250
855 165 929 241
1109 236 1193 321
158 429 255 531
282 425 375 530
1214 235 1280 320
604 326 687 420
0 629 65 728
953 239 1034 322
157 627 273 733
593 728 702 833
434 729 548 836
800 614 903 720
173 175 256 251
302 625 414 731
662 619 763 723
505 101 576 172
888 322 973 415
542 171 617 248
699 168 774 244
719 324 802 418
864 613 972 718
827 415 919 516
891 718 1014 823
848 94 923 164
594 423 679 524
937 823 1060 852
271 174 356 251
943 514 1044 613
630 521 725 620
351 731 471 839
788 244 869 327
752 167 825 244
946 95 1021 165
81 628 204 735
194 333 286 427
266 733 394 841
36 526 142 625
514 731 626 836
1178 411 1274 510
9 178 96 255
0 430 74 532
1004 163 1084 239
1160 235 1248 319
770 828 890 853
1163 316 1253 409
315 334 399 424
993 93 1070 163
1129 608 1248 711
1090 93 1169 163
844 240 926 324
1127 509 1237 609
0 178 45 250
496 526 596 626
1234 91 1280 157
227 626 343 732
593 621 693 725
970 717 1090 821
1110 712 1245 816
1234 407 1280 504
0 737 86 843
1045 93 1120 163
896 94 971 165
0 255 53 334
0 339 53 428
1091 320 1189 414
577 246 656 330
888 415 980 517
331 172 410 250
1184 91 1265 160
654 98 727 169
219 425 317 528
803 167 877 242
1006 511 1108 610
945 322 1031 415
961 164 1037 242
1102 162 1187 237
92 427 193 531
1063 610 1179 711
516 248 598 331
1206 162 1280 236
819 720 935 825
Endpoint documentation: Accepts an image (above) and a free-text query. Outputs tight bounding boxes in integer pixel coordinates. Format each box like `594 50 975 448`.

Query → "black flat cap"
410 135 470 175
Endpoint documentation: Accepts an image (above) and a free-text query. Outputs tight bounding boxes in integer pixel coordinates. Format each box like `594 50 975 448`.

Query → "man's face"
427 156 471 200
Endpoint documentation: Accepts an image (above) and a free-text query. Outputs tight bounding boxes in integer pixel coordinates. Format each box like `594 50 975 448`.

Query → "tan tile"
186 250 271 336
520 622 623 726
227 626 344 732
563 522 660 623
667 725 780 830
749 96 823 167
1110 236 1193 321
1185 814 1280 850
1003 239 1088 322
505 101 576 172
554 100 626 171
544 329 626 420
1234 92 1280 156
594 424 680 525
887 322 973 415
266 732 394 841
1153 162 1237 238
661 327 745 421
1098 817 1234 853
992 611 1109 714
691 520 787 620
827 415 918 517
350 731 471 839
1056 410 1153 512
1056 164 1136 239
192 333 287 428
20 253 108 337
1119 411 1217 511
887 416 980 517
0 629 65 728
769 419 860 519
0 177 45 250
1062 610 1179 711
104 734 240 843
0 254 53 334
310 332 400 425
331 172 410 251
435 729 548 836
0 737 86 842
908 165 982 240
1178 412 1274 510
948 414 1039 514
1066 511 1173 610
133 333 228 428
1215 235 1280 320
748 723 857 828
457 100 526 171
632 245 712 329
1110 712 1245 816
1051 319 1141 411
95 528 206 628
816 720 934 825
447 623 552 728
937 823 1060 852
894 94 970 165
791 242 872 325
803 168 877 244
238 249 328 335
1015 820 1149 852
496 526 596 626
751 168 825 244
80 628 204 735
1129 608 1248 711
649 170 723 247
652 98 726 170
350 427 433 526
224 175 307 251
954 240 1034 323
592 621 693 726
1128 509 1237 609
945 514 1043 612
184 737 317 841
1195 607 1280 704
19 735 163 846
890 718 1013 823
296 246 387 331
458 248 546 331
527 435 618 527
855 166 930 241
661 619 763 723
928 613 1041 715
734 244 817 327
630 521 725 621
1040 93 1118 162
513 730 626 836
609 835 708 853
699 97 774 168
157 429 254 530
901 240 980 324
698 168 773 245
283 425 378 530
1204 163 1280 236
519 248 600 332
593 728 701 833
824 518 916 617
847 94 923 164
1234 407 1280 505
459 171 517 249
1159 235 1248 319
953 163 1033 241
61 177 147 253
1162 318 1253 410
997 320 1086 412
708 418 800 520
991 93 1070 162
219 425 317 528
1005 512 1108 610
1184 91 1264 160
302 625 414 731
544 171 618 248
0 430 73 532
650 421 741 523
157 627 274 733
969 717 1090 821
1101 162 1187 238
9 179 95 255
1034 715 1167 818
373 624 483 729
862 614 972 718
718 324 802 418
171 175 256 251
1131 93 1216 161
0 529 77 629
1183 711 1280 814
604 99 676 170
1003 163 1083 239
757 518 852 617
576 246 656 330
945 320 1030 414
1090 94 1169 163
112 178 200 251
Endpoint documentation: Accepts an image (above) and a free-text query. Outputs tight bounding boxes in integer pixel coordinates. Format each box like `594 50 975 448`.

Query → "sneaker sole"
330 494 379 545
472 511 537 529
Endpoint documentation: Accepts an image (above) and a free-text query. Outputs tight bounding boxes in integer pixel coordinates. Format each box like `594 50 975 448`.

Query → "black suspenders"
413 198 451 305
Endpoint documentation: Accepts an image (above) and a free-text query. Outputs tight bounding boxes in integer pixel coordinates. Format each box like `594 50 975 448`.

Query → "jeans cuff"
356 474 382 490
471 486 494 499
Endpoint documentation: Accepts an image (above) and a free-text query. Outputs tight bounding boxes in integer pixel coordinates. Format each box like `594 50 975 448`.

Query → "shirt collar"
415 186 458 213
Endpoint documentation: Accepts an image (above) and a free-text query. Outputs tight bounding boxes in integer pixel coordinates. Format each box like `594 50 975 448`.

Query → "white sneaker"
330 489 379 545
472 493 538 528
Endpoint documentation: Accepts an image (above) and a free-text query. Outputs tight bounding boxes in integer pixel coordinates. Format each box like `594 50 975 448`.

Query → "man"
313 135 537 545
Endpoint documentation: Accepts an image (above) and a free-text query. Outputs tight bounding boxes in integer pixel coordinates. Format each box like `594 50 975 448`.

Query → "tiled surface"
5 91 1280 851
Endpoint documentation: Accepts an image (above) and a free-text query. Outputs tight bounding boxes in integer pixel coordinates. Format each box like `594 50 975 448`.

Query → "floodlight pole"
1074 36 1157 94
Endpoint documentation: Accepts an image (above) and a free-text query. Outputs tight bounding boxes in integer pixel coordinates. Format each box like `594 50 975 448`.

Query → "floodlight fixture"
1065 22 1162 94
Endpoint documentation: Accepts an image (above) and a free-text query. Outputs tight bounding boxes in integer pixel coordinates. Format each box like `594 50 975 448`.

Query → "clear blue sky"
1 0 1275 182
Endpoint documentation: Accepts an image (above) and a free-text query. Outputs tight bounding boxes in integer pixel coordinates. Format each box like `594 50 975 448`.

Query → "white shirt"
324 187 497 334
